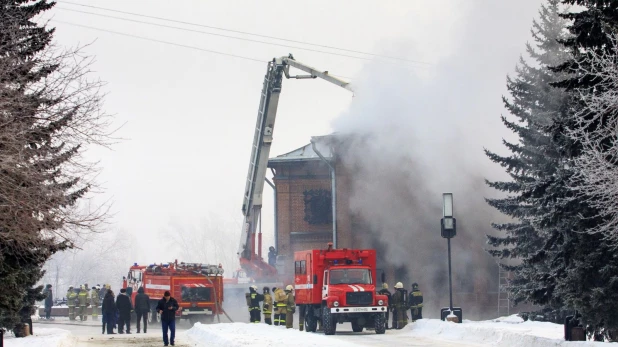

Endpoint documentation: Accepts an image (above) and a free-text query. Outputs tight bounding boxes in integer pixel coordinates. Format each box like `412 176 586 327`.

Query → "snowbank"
3 328 75 347
408 315 606 346
187 322 360 347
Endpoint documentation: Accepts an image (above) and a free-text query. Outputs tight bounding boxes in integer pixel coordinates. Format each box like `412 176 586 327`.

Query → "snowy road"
8 314 607 347
33 320 195 347
22 320 484 347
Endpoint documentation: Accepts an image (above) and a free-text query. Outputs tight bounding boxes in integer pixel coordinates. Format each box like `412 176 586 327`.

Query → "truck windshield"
329 269 372 285
181 286 212 302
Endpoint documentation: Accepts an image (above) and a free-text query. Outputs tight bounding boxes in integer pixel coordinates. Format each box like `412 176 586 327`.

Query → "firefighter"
77 285 89 321
248 285 264 323
272 287 279 325
284 285 295 329
67 286 77 321
409 283 423 322
91 285 100 320
392 282 408 329
268 246 277 266
378 283 392 329
273 286 287 326
262 287 273 325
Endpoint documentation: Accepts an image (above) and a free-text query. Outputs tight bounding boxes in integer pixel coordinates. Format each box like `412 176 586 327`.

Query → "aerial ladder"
238 54 353 281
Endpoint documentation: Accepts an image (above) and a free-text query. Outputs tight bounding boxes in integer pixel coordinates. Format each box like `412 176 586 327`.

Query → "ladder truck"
238 54 353 283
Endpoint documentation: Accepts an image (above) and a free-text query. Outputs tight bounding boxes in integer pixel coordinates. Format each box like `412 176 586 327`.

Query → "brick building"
267 134 396 281
268 134 534 319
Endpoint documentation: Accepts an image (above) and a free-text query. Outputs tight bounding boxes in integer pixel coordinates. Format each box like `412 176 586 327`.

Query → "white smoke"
330 0 542 318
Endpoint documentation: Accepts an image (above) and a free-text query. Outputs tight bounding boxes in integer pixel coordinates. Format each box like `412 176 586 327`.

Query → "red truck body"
294 244 388 335
122 261 224 324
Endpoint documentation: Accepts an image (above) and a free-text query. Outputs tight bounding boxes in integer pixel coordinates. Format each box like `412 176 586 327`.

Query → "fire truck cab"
294 244 387 335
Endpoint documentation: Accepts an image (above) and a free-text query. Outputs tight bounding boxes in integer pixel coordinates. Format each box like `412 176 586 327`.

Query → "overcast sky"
43 0 544 270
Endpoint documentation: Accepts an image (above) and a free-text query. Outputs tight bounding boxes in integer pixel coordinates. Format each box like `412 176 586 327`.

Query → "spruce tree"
545 0 618 339
488 0 618 339
485 0 572 310
0 0 107 331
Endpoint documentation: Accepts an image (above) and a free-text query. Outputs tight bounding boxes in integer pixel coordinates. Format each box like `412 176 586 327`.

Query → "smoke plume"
330 1 541 319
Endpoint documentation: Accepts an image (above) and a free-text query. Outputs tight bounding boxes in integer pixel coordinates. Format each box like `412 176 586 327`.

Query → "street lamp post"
440 193 462 323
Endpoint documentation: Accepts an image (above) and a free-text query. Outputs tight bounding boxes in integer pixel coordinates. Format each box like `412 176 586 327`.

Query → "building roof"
268 134 336 164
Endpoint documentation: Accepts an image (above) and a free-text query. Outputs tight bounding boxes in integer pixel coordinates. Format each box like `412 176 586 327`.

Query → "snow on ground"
187 322 361 347
3 328 76 347
186 315 610 347
408 315 607 347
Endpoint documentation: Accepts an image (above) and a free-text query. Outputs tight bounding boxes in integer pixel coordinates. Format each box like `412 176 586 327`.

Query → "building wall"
271 159 355 277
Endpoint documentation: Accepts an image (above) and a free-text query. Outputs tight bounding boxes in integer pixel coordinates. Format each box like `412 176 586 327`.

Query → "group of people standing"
64 284 101 321
100 286 152 335
246 284 296 329
101 287 179 347
378 282 423 329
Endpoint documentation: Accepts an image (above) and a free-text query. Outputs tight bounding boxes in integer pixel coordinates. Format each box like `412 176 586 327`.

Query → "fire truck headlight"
333 301 339 307
378 300 384 306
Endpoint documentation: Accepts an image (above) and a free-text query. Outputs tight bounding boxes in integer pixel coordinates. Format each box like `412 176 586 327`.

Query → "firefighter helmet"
263 287 270 293
250 285 258 291
69 285 74 289
286 285 293 291
395 282 403 289
382 283 388 289
412 282 419 290
269 246 275 251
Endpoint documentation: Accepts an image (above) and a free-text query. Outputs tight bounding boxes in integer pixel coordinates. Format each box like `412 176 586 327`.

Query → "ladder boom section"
238 54 353 278
239 59 284 261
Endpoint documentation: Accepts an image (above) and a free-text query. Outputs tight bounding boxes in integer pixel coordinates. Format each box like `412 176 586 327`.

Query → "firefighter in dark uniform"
378 283 392 329
391 282 408 329
248 285 264 323
262 287 273 325
409 283 423 322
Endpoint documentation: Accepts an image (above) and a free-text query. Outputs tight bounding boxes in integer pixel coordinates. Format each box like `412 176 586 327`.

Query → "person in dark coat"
134 287 150 333
101 289 116 334
156 290 179 346
116 288 133 334
43 284 53 319
267 246 277 266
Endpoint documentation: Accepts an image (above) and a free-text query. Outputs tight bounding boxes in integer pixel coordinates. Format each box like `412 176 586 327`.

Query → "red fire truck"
122 260 224 325
294 244 388 335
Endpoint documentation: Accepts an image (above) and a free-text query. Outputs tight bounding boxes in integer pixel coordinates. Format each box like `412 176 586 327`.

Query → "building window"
303 189 332 225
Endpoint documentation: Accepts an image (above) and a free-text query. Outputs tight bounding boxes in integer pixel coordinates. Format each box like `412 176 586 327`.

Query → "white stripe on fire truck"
348 285 358 292
294 284 313 290
145 284 170 290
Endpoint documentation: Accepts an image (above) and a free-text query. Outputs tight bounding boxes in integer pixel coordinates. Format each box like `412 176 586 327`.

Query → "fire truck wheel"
374 313 386 334
305 310 317 333
189 316 198 326
322 306 336 335
351 320 364 332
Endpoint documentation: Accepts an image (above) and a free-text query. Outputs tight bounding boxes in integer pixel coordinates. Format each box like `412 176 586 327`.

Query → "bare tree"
567 32 618 243
0 0 113 329
163 214 240 272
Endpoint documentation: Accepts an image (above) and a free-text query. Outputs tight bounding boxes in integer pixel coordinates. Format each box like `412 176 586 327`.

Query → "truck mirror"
313 274 318 284
381 272 385 283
